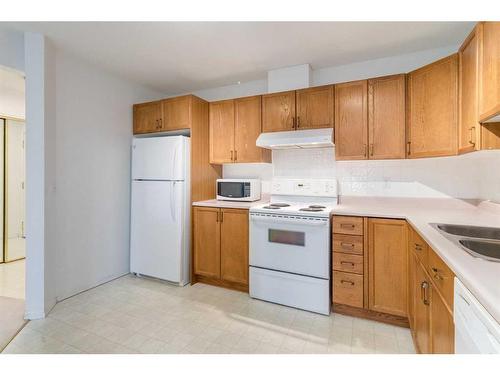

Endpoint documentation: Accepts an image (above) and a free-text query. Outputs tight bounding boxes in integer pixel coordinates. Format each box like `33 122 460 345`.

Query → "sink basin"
435 223 500 240
459 239 500 262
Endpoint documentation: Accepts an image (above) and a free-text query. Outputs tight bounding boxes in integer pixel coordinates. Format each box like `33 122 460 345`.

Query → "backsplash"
222 149 500 202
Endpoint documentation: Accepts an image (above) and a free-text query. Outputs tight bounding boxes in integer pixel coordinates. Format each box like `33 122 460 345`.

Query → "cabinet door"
262 90 296 132
162 95 191 131
408 252 417 330
414 262 431 354
193 207 220 279
234 96 267 163
368 75 406 159
459 26 481 153
368 218 408 317
220 209 249 285
479 22 500 122
430 289 455 354
334 80 368 160
209 100 235 164
133 101 162 134
407 54 458 158
296 85 334 130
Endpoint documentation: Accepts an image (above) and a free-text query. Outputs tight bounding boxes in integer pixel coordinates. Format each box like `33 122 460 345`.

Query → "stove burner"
309 205 326 209
262 205 281 209
269 203 291 207
299 207 324 212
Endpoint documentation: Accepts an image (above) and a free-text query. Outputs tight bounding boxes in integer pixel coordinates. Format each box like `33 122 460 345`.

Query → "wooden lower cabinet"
408 226 455 354
193 206 248 290
368 218 408 317
220 209 249 285
430 286 455 354
413 257 431 353
193 207 220 279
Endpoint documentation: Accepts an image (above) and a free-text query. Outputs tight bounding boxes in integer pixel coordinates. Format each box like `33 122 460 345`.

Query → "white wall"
54 50 165 301
24 32 165 318
0 67 25 119
0 29 24 72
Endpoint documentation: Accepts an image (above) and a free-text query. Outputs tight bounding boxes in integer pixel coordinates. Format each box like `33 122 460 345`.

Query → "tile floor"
2 274 415 354
0 259 26 351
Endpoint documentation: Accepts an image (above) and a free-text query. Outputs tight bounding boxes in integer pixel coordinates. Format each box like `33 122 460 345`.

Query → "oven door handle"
250 215 329 227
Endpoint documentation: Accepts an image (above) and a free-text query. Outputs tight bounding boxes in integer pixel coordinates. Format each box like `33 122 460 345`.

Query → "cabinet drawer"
428 248 454 311
333 234 363 255
333 216 364 235
409 226 428 266
333 271 364 308
333 253 364 274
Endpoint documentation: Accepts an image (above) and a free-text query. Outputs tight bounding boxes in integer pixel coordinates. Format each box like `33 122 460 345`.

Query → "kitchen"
1 15 500 365
128 21 500 354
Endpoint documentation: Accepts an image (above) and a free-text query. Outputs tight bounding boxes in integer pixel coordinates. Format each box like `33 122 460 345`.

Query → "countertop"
192 194 270 209
332 196 500 324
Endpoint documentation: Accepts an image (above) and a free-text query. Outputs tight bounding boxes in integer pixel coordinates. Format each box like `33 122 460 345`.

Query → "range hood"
256 128 334 150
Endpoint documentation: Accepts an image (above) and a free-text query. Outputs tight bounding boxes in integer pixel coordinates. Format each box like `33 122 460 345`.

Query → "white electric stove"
249 178 337 315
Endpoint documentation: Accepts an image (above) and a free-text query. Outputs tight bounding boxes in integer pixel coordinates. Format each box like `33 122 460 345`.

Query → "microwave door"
218 181 245 199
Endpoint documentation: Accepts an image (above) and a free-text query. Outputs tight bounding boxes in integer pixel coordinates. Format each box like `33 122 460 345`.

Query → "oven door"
249 213 330 279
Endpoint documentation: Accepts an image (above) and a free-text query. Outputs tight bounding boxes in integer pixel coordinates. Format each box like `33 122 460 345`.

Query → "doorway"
0 65 26 351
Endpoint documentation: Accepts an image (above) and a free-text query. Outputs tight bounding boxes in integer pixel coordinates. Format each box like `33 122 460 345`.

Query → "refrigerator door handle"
173 144 179 179
170 182 176 221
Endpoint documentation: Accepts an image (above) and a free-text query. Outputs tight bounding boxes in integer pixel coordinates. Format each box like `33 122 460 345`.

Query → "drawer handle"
341 280 355 286
340 242 355 248
340 223 356 229
414 243 423 251
340 261 355 267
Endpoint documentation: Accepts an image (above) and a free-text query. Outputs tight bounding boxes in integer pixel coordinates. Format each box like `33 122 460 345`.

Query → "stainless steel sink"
436 223 500 240
431 223 500 262
459 239 500 262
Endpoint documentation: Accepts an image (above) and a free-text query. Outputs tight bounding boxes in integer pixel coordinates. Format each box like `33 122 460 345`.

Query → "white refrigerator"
130 136 191 285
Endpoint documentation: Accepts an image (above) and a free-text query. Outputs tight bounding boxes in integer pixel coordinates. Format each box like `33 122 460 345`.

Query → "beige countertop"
192 194 270 209
332 196 500 324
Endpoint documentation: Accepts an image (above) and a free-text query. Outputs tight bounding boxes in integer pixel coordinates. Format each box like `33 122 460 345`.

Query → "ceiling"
6 22 474 94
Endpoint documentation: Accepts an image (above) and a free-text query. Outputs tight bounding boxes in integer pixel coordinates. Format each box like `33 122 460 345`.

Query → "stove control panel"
271 179 337 197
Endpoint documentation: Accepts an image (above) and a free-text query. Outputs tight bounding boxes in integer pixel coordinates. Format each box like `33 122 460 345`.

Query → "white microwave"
216 179 261 202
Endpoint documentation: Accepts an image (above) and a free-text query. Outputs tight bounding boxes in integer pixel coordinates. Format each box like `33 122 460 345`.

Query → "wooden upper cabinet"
368 218 408 317
368 75 406 159
133 101 162 134
335 80 368 160
262 90 296 132
161 95 191 131
209 100 235 164
234 96 270 163
220 209 249 285
296 85 334 130
459 26 481 154
479 22 500 122
407 54 459 158
193 207 221 279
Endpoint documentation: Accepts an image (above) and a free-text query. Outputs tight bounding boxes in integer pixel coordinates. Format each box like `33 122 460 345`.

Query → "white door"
130 180 184 282
132 136 187 181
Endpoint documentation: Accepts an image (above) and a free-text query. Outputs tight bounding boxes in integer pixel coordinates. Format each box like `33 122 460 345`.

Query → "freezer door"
130 180 185 282
132 136 188 180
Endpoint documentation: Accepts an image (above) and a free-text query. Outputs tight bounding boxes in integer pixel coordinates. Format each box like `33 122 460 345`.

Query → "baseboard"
193 275 249 293
333 303 410 328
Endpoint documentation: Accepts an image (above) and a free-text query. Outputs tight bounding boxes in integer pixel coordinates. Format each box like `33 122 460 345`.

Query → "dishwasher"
454 278 500 353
